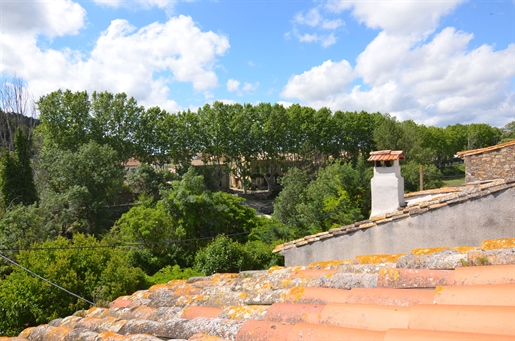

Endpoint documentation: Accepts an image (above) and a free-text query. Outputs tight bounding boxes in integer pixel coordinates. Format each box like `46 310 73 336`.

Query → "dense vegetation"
0 85 513 335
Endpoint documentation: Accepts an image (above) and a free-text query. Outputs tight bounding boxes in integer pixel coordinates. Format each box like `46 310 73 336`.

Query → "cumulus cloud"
290 6 344 47
281 60 353 101
226 79 259 96
326 0 464 35
1 1 229 114
1 0 86 37
227 79 240 92
93 0 178 14
281 0 514 127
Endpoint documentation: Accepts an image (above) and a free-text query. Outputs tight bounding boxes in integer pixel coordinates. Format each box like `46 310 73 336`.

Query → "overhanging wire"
0 252 94 305
0 231 250 252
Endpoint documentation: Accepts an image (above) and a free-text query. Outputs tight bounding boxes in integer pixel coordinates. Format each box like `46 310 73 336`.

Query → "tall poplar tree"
1 128 38 208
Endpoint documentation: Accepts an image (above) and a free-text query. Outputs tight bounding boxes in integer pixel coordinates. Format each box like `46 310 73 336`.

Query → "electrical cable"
0 231 250 252
0 252 94 305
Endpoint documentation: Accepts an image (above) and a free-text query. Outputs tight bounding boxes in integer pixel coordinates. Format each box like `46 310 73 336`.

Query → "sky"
0 0 514 127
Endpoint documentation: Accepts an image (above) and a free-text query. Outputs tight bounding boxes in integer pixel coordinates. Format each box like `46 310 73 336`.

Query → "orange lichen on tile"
411 245 475 256
481 238 515 250
307 260 347 269
286 286 306 302
45 326 73 341
290 269 338 279
173 286 201 296
223 305 269 320
355 254 406 264
97 331 125 341
379 268 400 281
148 283 169 292
189 334 228 341
19 327 35 339
267 266 284 274
166 279 187 286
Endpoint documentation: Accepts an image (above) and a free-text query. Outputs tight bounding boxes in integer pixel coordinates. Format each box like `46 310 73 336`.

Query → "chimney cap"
367 150 404 162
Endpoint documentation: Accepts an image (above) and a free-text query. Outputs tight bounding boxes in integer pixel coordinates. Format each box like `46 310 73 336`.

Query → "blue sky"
1 0 514 127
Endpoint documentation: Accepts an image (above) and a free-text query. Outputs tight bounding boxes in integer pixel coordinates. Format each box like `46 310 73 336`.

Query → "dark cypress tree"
1 128 38 208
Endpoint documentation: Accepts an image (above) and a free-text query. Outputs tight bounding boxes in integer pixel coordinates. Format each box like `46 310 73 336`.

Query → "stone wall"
463 144 515 183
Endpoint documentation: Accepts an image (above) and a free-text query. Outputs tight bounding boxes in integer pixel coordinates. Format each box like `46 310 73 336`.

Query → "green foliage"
0 234 145 336
37 141 125 234
500 121 515 142
467 123 501 149
125 164 176 201
298 162 364 233
194 235 246 275
0 129 38 208
272 167 309 231
242 240 284 269
145 265 204 286
0 204 59 258
401 161 444 192
111 194 184 274
273 163 368 236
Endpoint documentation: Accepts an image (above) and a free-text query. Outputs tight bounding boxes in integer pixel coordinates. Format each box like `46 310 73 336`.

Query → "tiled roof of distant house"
5 238 515 341
456 139 515 157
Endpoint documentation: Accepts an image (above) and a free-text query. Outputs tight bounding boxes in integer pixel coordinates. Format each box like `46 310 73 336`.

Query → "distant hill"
0 110 39 151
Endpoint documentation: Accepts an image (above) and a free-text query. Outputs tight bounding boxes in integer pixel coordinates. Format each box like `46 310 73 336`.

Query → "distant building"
457 140 515 183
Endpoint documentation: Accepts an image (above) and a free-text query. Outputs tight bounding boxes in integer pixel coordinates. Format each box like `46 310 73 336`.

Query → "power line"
0 231 250 252
0 252 94 305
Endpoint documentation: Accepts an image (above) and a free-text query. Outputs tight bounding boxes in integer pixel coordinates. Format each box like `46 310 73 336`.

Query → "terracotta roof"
273 179 515 253
4 238 515 341
456 140 515 157
367 150 405 161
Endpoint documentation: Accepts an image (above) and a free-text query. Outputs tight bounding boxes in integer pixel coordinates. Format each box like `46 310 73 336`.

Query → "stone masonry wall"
464 144 515 183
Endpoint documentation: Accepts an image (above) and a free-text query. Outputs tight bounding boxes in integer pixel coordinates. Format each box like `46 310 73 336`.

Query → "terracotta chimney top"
368 150 405 218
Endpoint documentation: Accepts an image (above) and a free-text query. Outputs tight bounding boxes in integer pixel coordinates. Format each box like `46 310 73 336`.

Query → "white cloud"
242 82 259 92
1 0 86 37
226 79 259 96
326 0 464 35
290 5 344 47
227 79 240 92
281 60 353 101
282 0 514 127
1 9 229 114
93 0 178 14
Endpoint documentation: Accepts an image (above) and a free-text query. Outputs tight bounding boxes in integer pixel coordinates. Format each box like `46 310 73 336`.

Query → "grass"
441 164 465 187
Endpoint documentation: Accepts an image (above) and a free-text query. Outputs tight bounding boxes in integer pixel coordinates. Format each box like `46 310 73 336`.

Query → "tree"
0 76 38 151
0 234 145 336
36 90 92 152
111 194 184 274
37 141 125 234
500 121 515 142
90 91 143 163
225 103 260 194
467 123 501 149
194 235 246 275
297 162 364 233
373 114 403 151
402 161 443 192
197 102 232 190
254 103 288 192
332 111 378 165
272 167 309 234
125 163 176 201
160 167 258 266
1 128 38 208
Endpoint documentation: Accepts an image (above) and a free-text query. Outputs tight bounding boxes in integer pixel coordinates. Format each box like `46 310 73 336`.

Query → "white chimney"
368 150 405 218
